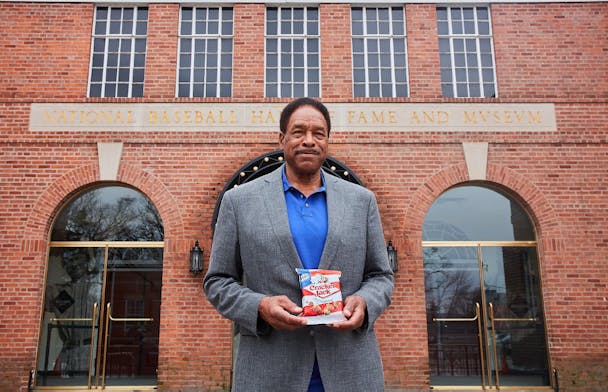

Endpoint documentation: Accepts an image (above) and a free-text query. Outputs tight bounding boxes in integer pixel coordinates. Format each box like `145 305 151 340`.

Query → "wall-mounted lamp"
387 240 398 272
189 240 204 274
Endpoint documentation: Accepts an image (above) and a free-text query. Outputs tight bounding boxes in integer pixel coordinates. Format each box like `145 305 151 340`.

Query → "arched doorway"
35 185 164 389
423 185 550 389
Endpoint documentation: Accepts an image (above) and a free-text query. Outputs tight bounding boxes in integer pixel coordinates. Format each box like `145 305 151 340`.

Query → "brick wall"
0 2 607 391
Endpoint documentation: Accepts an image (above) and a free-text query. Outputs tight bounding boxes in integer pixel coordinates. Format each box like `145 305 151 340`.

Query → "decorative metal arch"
211 150 364 229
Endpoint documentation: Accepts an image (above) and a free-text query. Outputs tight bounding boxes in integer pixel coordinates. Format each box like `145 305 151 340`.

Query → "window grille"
437 6 497 98
178 7 233 98
89 7 148 98
265 7 320 98
351 7 409 98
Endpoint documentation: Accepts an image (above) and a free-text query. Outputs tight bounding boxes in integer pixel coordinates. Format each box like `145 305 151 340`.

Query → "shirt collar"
282 165 327 193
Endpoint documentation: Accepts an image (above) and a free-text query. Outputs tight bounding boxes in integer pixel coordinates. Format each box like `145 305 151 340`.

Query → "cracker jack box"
296 268 347 325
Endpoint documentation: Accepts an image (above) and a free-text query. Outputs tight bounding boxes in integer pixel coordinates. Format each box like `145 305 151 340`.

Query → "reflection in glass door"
37 247 104 387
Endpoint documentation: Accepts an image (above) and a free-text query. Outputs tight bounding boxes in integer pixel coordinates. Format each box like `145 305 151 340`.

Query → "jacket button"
309 330 315 336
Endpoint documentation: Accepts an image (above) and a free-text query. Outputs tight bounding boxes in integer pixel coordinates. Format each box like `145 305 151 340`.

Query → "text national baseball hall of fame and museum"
30 102 556 132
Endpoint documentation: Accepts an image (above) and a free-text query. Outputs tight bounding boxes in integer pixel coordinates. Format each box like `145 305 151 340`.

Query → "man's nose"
302 130 316 145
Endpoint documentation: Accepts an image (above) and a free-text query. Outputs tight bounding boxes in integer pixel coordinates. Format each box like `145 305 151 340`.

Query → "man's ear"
278 131 285 148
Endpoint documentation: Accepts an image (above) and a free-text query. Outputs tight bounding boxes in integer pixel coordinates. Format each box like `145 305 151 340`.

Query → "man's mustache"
295 149 320 155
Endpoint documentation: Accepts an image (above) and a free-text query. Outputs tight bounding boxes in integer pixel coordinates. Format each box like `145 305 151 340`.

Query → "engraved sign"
30 103 556 132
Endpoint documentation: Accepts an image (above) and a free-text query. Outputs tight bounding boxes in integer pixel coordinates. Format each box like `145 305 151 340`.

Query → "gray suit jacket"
204 165 394 392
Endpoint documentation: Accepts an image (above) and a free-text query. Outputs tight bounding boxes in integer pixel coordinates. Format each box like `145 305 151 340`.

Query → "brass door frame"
35 241 163 391
423 241 550 391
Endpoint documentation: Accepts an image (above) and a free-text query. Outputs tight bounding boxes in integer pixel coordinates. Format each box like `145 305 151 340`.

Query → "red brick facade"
0 2 607 391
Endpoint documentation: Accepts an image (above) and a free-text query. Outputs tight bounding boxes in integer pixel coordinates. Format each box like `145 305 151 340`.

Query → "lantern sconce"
189 240 204 275
387 240 398 272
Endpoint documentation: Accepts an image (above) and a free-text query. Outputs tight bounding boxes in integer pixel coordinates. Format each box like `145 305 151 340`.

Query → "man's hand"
329 295 367 332
258 295 307 331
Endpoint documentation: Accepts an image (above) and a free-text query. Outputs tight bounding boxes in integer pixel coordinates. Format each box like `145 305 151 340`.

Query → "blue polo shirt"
282 168 328 270
282 167 327 392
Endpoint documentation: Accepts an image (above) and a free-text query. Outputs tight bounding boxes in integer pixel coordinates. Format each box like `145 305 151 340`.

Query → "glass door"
37 247 104 387
425 246 485 387
482 246 549 388
424 243 550 389
36 244 163 389
101 247 162 387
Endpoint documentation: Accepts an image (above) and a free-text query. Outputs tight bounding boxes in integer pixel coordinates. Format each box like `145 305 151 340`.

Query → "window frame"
264 6 321 98
437 5 498 98
176 6 234 98
88 6 148 98
351 6 409 98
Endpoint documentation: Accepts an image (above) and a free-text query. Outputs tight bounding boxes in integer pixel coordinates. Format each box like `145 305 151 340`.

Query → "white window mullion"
215 38 221 98
389 38 396 98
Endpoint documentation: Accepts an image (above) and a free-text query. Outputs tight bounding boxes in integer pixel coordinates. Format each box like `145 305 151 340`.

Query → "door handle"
488 303 500 389
109 314 154 322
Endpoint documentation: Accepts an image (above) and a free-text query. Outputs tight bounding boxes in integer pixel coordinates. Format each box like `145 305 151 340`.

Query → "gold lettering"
410 111 448 124
357 112 368 124
347 111 356 124
100 111 113 123
115 111 125 124
515 111 525 122
149 111 159 124
195 111 204 123
43 111 57 123
173 111 181 123
250 111 275 124
251 111 265 124
127 111 135 124
372 112 385 123
207 111 216 124
409 112 421 124
229 110 237 124
388 111 396 123
161 111 171 123
85 111 98 124
493 111 501 123
528 111 541 123
464 111 477 124
503 111 512 123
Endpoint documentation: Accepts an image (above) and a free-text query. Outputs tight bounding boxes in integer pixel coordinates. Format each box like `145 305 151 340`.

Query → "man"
204 97 394 392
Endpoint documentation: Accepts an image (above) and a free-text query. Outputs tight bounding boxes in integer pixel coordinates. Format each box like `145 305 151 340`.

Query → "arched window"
37 186 164 389
422 185 550 389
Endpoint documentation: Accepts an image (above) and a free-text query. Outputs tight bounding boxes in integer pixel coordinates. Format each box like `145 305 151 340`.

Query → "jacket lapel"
319 174 345 270
262 166 303 270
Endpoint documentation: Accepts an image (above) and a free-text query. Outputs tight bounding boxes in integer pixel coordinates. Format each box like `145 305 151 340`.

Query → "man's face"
279 105 329 178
